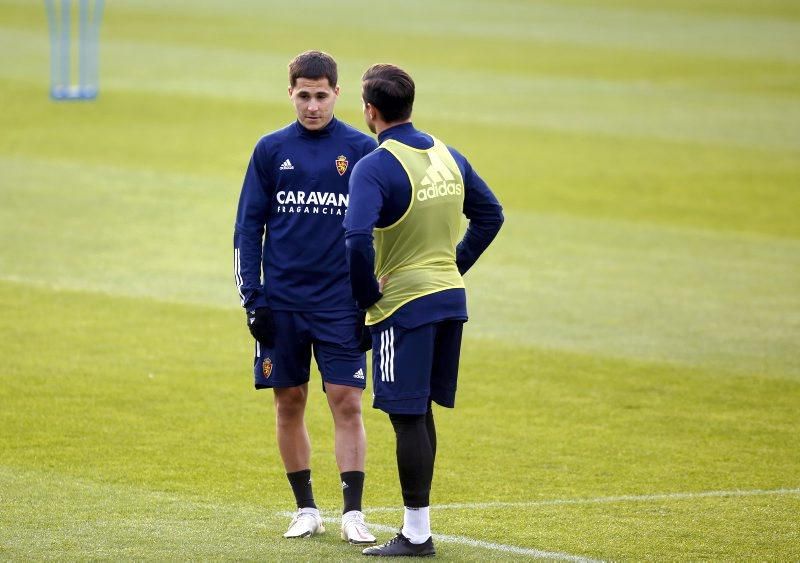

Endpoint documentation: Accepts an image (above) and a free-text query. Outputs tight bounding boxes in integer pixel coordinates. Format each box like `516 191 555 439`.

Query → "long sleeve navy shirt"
343 122 504 329
234 117 377 312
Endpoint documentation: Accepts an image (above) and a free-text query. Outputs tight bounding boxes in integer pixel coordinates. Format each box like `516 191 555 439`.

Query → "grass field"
1 0 799 559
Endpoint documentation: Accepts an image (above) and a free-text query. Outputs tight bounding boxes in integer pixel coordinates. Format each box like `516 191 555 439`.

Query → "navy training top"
344 122 504 329
234 117 378 312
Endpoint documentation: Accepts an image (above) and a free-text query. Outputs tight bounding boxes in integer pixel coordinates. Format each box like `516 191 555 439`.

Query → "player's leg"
325 382 375 544
325 383 366 494
253 311 323 538
274 384 325 538
389 411 434 537
311 310 375 545
371 319 464 553
363 322 436 557
273 384 311 480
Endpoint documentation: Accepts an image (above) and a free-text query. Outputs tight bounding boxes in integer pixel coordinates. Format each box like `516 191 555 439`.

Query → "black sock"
389 413 433 508
340 470 365 513
286 469 316 509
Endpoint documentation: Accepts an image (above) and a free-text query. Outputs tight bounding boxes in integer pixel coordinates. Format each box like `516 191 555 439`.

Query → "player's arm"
450 147 504 275
343 158 383 310
233 142 276 345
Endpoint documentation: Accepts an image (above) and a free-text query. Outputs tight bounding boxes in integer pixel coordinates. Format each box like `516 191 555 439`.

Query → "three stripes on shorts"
379 327 395 382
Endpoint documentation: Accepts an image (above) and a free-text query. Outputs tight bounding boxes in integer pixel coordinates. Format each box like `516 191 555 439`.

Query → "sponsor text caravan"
275 190 349 215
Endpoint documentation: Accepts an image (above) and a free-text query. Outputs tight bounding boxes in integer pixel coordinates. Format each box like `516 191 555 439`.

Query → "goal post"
45 0 104 100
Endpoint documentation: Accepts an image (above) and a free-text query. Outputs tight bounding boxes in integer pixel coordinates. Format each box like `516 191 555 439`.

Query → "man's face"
289 77 339 131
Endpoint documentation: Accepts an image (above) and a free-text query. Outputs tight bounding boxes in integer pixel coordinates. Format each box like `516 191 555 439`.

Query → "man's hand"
356 311 372 352
247 307 276 347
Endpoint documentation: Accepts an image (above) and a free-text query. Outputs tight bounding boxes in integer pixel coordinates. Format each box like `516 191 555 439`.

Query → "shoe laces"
343 511 372 536
383 532 405 546
343 511 366 526
289 509 317 528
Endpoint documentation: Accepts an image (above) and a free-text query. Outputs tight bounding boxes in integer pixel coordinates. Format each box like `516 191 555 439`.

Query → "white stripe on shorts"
380 329 388 382
388 326 395 382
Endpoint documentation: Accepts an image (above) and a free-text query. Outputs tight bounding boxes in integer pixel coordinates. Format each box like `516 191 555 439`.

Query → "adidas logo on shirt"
353 368 365 380
279 159 294 170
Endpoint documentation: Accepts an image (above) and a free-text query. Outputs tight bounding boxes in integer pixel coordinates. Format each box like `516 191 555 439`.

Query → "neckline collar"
378 122 415 144
295 116 338 138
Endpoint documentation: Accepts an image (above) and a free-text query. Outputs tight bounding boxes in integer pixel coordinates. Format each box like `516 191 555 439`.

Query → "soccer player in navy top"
345 64 503 557
233 51 378 544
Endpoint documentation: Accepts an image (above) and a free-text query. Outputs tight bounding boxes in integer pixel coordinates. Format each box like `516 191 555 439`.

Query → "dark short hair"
288 50 338 87
361 64 415 123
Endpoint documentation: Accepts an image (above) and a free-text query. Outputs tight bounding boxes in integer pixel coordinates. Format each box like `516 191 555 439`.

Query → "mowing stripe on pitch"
361 486 800 513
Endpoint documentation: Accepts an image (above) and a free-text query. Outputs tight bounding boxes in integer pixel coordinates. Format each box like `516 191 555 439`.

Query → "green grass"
1 0 799 559
1 282 798 559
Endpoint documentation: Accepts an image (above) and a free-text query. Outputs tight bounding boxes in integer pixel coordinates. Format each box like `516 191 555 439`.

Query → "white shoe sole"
284 524 325 539
341 529 377 545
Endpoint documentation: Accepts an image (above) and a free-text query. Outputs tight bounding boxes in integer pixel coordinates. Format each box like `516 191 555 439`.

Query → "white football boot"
340 510 376 545
283 507 325 538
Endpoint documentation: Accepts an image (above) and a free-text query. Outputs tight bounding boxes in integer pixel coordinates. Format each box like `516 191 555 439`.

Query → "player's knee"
274 386 307 420
335 397 362 420
389 412 426 430
328 387 363 420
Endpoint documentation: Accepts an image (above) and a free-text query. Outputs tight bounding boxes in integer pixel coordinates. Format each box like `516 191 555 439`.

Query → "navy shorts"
370 319 464 415
253 310 366 390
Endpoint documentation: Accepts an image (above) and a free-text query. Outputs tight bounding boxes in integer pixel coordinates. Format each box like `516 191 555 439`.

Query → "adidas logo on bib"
417 152 462 201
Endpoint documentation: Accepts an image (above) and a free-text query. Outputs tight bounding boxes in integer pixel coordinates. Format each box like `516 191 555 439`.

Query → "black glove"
356 311 372 352
247 307 276 347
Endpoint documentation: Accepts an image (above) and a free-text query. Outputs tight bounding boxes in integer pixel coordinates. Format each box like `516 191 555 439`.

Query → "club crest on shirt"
262 358 273 378
335 155 348 176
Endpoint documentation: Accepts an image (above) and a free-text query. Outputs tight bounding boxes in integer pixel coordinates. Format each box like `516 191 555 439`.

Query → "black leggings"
389 404 436 508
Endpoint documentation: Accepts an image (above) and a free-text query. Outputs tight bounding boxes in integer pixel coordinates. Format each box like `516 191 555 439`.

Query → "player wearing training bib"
344 64 503 557
233 51 378 545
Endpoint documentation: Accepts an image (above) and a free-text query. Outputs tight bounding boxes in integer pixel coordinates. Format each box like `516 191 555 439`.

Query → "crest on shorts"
262 357 273 378
335 155 348 176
